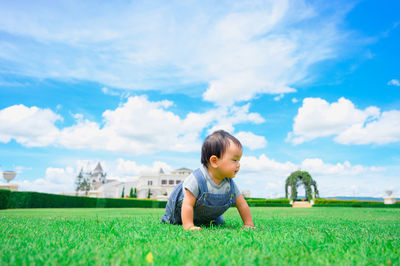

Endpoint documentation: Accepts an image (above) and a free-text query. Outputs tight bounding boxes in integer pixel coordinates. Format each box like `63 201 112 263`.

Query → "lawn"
0 207 399 265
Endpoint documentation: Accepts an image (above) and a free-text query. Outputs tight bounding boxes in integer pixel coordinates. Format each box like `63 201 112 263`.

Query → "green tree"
75 168 84 195
147 189 151 199
129 187 134 198
75 168 91 196
81 177 91 196
133 188 137 198
121 187 125 198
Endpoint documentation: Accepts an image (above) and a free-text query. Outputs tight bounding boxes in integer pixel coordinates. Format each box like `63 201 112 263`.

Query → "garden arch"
285 171 319 201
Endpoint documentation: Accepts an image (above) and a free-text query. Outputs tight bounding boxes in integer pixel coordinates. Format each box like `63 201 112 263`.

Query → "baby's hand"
187 226 201 231
243 225 256 230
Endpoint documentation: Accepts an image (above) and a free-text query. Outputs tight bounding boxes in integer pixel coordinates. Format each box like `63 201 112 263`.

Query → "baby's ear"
209 155 219 168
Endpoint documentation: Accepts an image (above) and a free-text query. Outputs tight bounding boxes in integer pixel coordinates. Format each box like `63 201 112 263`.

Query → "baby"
161 130 255 230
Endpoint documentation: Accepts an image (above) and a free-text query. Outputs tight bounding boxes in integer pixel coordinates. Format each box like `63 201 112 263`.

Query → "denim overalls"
161 168 237 225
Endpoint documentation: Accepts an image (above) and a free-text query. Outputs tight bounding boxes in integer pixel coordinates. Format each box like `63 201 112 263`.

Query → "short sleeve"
232 180 241 199
182 173 199 198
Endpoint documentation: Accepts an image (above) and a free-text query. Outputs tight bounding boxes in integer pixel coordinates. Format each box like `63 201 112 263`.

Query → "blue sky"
0 0 399 198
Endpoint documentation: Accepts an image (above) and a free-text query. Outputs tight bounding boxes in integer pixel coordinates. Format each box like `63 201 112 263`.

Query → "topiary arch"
285 170 319 201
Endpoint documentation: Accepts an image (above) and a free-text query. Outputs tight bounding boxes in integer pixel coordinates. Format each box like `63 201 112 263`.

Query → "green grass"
0 207 399 265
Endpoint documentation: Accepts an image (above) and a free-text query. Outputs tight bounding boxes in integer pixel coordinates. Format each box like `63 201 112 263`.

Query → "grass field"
0 207 399 265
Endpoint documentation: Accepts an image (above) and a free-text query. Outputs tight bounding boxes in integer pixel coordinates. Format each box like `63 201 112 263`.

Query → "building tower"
90 162 107 190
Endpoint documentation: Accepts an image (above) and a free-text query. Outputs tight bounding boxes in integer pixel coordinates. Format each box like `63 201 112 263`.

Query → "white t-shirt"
182 165 241 199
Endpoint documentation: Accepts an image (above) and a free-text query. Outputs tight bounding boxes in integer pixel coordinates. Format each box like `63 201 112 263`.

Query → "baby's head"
201 130 243 177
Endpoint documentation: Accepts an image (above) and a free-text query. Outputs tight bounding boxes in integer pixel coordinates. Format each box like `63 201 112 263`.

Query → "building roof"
93 162 103 174
176 167 192 171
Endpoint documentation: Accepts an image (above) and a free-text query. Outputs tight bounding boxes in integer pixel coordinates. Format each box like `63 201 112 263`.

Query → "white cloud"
114 159 173 178
199 1 346 105
0 96 266 153
74 158 175 181
102 87 120 96
207 103 265 135
388 79 400 86
240 154 297 176
273 94 285 101
291 98 299 103
16 166 75 194
234 154 392 198
0 104 61 147
335 110 400 145
8 155 397 198
235 131 267 150
13 159 176 194
299 158 383 176
285 97 400 145
59 118 104 150
0 1 350 105
312 174 399 198
93 96 211 153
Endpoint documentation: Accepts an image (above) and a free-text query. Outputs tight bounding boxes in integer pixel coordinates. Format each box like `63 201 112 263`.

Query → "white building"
82 164 192 200
72 163 251 200
135 168 192 200
90 162 108 190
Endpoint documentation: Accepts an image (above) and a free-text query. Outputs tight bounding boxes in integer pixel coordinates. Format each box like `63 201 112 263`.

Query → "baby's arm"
181 189 201 231
235 195 255 228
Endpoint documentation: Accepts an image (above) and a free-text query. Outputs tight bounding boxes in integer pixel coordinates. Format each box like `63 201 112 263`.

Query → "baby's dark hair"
201 130 242 166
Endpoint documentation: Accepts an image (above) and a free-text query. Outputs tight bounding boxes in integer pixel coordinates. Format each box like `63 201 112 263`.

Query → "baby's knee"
212 215 225 226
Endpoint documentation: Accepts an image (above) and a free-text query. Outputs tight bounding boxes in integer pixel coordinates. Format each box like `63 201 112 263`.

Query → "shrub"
6 191 98 208
314 198 400 208
2 190 167 209
0 189 11 209
246 198 291 207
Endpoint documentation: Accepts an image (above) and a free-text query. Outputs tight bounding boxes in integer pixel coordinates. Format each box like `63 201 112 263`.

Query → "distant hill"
291 196 398 202
260 196 399 202
323 196 400 202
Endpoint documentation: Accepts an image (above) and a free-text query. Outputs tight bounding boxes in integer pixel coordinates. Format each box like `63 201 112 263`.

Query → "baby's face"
216 140 242 178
